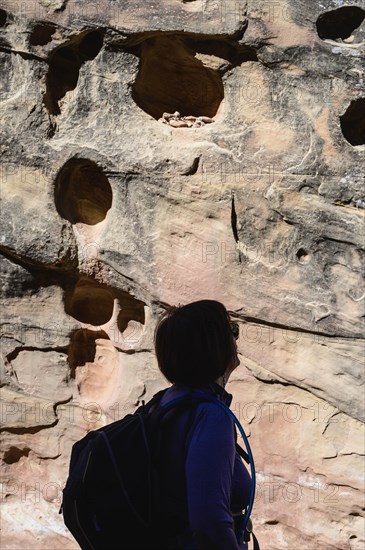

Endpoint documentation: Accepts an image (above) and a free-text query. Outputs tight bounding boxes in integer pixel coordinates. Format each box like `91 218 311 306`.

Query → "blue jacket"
159 381 252 549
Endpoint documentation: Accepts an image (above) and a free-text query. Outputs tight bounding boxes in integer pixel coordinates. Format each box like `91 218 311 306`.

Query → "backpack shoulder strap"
182 392 256 541
236 441 250 464
151 391 258 547
149 394 198 465
137 388 169 414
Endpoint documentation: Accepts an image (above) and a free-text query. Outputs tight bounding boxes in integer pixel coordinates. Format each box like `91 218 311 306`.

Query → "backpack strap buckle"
246 517 253 533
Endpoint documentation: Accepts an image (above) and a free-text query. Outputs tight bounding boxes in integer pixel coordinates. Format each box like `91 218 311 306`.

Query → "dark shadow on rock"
0 9 7 27
115 288 145 333
68 328 109 378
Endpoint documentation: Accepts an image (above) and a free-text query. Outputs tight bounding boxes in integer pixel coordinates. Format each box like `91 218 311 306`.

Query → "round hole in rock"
29 23 56 46
0 9 7 27
55 158 112 224
132 35 224 120
340 98 365 146
296 248 310 264
65 279 114 326
316 6 365 40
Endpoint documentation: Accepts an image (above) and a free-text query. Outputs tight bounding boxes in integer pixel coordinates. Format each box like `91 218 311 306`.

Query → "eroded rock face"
0 1 364 548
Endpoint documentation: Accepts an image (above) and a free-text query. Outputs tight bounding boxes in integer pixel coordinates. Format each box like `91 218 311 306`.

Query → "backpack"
61 388 258 550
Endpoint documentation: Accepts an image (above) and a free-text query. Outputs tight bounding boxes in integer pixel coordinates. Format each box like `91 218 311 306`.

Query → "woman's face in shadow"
231 336 240 371
228 320 240 373
226 325 240 378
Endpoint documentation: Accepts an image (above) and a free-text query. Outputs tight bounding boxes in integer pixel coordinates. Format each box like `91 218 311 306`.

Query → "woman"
154 299 252 549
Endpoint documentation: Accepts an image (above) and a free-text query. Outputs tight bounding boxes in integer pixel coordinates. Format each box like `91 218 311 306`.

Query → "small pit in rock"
316 6 365 40
65 278 114 326
296 248 310 264
340 98 365 146
44 30 104 115
29 23 56 46
55 158 112 225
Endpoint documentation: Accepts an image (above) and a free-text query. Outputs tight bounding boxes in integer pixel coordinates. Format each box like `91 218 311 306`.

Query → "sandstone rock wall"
0 1 364 548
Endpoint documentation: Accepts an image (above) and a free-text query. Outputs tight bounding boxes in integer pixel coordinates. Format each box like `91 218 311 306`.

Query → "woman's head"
154 299 239 387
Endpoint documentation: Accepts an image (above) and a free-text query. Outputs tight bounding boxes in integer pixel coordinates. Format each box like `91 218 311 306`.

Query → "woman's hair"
154 299 236 387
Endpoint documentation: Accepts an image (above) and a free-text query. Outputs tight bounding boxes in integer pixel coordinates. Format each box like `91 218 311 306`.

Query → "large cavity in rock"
340 98 365 146
316 6 365 40
55 158 112 225
65 278 114 326
44 30 104 115
131 35 224 119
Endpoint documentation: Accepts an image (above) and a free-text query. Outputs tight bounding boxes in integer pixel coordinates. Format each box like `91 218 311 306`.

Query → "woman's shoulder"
160 384 234 429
